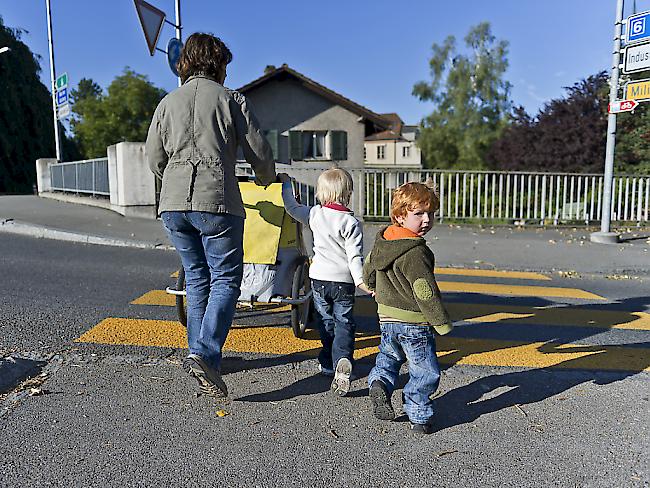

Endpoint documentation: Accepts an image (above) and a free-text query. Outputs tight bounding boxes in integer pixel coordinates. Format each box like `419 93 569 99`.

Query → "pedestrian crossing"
75 267 650 373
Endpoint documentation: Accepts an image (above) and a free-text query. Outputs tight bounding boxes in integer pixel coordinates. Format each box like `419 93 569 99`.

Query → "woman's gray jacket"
146 75 276 217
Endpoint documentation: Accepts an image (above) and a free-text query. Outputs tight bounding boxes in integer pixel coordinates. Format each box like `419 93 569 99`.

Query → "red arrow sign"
608 99 639 113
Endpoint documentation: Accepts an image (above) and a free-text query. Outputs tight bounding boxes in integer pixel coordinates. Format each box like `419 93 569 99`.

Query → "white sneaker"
331 358 352 396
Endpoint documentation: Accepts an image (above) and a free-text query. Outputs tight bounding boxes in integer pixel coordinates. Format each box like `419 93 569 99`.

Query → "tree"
71 69 166 158
0 16 78 193
487 72 609 173
615 99 650 175
413 22 512 170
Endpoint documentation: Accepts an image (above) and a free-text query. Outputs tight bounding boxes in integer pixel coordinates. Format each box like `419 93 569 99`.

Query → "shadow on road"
231 294 650 410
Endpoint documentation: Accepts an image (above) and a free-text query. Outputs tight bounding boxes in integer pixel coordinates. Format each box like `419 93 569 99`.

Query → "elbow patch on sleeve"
413 278 433 301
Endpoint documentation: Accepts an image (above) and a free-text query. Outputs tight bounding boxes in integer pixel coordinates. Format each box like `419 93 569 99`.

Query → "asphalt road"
1 234 649 487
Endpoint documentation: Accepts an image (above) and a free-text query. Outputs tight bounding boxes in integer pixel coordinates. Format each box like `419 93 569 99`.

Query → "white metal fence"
50 158 110 196
51 159 648 226
362 169 650 225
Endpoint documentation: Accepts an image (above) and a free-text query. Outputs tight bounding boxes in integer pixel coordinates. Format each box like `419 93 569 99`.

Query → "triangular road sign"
133 0 166 56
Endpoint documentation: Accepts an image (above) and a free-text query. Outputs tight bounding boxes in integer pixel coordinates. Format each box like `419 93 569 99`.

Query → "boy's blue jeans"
368 322 441 425
311 279 356 371
161 211 244 371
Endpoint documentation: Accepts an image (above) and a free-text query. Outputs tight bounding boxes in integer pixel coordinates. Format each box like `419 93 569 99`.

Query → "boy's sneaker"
331 358 352 396
318 364 335 377
409 422 434 435
183 354 228 398
369 381 395 420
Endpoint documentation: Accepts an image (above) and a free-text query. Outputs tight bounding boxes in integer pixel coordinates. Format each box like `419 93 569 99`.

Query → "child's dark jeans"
311 279 356 371
368 322 441 425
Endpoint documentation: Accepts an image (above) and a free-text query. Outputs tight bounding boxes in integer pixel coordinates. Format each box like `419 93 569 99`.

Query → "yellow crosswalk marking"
131 290 176 306
75 319 650 373
447 303 650 331
129 291 642 330
438 281 604 300
437 268 551 280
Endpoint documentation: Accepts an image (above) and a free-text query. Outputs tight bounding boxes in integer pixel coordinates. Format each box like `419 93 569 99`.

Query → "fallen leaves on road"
557 270 580 278
28 387 48 396
435 449 458 458
606 274 638 280
514 404 528 417
216 409 229 417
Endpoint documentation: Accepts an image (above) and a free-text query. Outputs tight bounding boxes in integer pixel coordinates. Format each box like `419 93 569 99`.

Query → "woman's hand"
277 173 292 184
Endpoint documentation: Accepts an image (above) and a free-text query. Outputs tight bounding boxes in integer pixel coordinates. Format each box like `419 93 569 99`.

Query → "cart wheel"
290 261 311 338
176 266 187 327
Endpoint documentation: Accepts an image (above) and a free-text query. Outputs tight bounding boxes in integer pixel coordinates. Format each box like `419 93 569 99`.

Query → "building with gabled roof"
238 64 391 169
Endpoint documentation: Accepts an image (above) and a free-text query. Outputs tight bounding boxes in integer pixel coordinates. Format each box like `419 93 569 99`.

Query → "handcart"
165 179 314 338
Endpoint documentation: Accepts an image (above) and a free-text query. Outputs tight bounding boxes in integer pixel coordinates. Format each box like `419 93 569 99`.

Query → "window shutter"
331 131 348 160
265 129 279 160
289 131 303 161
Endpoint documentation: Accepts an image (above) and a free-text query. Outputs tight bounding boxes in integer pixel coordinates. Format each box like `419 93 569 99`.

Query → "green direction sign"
56 72 68 90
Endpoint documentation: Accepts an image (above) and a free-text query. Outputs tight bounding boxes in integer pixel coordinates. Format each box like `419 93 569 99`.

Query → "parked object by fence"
49 158 110 196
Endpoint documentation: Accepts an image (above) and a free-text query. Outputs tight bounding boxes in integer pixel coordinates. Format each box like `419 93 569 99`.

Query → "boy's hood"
370 227 426 270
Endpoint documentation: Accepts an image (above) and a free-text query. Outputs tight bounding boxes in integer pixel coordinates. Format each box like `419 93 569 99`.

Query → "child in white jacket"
278 168 370 396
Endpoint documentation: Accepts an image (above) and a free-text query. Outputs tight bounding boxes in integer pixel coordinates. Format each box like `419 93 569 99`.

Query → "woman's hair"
316 167 354 206
390 181 440 224
176 33 233 83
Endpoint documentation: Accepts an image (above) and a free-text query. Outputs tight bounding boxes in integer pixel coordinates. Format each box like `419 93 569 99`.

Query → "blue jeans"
311 279 356 371
161 211 244 371
368 322 441 425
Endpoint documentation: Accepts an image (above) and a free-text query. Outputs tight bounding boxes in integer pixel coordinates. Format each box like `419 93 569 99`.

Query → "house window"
301 131 327 159
402 146 410 158
377 145 386 160
289 130 347 161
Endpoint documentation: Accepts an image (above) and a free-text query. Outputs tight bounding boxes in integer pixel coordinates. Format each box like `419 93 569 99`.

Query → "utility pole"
591 0 624 244
45 0 62 161
175 0 182 87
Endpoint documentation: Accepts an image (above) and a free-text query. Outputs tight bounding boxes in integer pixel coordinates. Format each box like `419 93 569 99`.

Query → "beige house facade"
364 113 422 169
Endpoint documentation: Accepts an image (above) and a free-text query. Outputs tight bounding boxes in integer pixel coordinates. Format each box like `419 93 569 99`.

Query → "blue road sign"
56 87 68 106
627 11 650 44
167 38 182 77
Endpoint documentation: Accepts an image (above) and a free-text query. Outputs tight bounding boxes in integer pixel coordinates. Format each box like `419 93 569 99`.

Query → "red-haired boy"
363 182 453 434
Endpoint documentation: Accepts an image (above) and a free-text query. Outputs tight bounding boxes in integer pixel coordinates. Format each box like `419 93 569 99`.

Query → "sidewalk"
0 195 171 250
1 195 649 275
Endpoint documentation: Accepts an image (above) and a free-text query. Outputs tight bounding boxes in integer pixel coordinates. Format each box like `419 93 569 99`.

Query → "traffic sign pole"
591 0 624 244
174 0 182 87
45 0 62 162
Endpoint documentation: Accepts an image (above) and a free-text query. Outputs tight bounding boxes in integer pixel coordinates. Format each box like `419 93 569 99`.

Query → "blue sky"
0 1 642 124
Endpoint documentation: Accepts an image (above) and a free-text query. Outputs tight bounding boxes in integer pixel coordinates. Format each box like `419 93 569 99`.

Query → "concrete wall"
107 142 157 218
37 143 157 218
36 158 56 193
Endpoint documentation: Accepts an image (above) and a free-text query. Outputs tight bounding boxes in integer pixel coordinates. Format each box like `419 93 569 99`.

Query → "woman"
146 33 275 398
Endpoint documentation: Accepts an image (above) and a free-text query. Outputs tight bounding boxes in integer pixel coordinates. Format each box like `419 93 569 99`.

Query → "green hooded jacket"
363 227 453 335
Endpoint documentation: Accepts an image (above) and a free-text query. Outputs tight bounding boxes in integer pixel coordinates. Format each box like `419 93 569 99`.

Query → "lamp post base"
589 231 620 244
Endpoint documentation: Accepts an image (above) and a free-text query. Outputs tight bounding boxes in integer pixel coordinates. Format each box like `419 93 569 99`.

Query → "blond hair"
316 167 353 206
390 181 440 224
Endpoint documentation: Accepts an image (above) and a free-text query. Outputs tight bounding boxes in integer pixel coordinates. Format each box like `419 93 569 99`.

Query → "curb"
0 219 173 251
